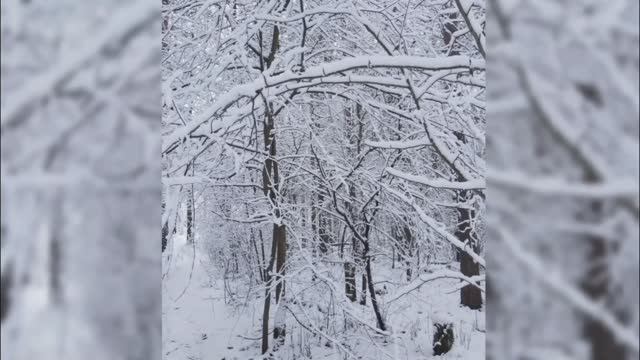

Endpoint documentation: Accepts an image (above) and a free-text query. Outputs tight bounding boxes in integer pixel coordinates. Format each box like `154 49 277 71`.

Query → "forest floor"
163 236 485 360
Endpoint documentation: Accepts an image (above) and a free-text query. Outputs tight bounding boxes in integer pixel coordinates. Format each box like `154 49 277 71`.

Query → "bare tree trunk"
272 223 287 348
364 243 386 331
49 194 64 306
259 20 285 353
452 127 482 309
318 205 329 254
403 224 413 281
361 223 386 330
0 262 13 323
391 246 395 269
459 250 481 309
265 111 287 348
185 191 193 244
443 13 483 309
261 295 271 354
343 106 361 302
273 224 286 299
456 191 482 309
274 226 286 303
1 187 15 322
311 193 319 258
161 222 168 252
581 202 626 360
359 273 367 306
344 259 357 302
161 196 168 252
261 230 278 354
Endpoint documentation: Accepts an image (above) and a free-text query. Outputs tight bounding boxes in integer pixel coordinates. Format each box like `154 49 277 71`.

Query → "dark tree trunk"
459 250 481 309
310 193 318 259
161 197 168 252
456 190 482 310
0 196 10 322
344 260 357 302
50 230 62 305
260 23 286 352
186 187 193 244
49 196 63 305
580 203 626 360
273 223 287 348
274 223 287 304
261 220 279 354
161 222 168 252
318 210 330 254
403 225 413 281
363 242 386 331
0 262 13 323
359 273 367 305
391 246 395 269
365 256 386 331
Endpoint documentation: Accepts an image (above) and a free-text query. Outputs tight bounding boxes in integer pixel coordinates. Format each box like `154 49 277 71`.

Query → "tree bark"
274 224 287 303
261 22 287 353
261 231 277 354
0 262 13 323
364 247 386 331
161 222 168 252
273 223 287 347
359 273 367 305
457 190 482 309
403 224 413 281
186 186 193 243
580 202 626 360
317 204 330 254
162 197 168 252
344 260 357 302
442 13 482 308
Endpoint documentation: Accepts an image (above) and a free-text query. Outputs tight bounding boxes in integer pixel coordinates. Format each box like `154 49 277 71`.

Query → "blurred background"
0 0 637 360
1 1 160 359
486 0 639 359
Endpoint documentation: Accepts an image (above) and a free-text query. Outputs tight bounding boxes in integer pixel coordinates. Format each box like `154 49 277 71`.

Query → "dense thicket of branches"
162 0 485 357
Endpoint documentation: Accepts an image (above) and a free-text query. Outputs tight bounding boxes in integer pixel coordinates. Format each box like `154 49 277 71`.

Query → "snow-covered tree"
162 0 485 358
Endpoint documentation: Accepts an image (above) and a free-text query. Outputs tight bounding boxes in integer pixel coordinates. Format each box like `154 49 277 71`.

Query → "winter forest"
161 0 486 359
0 0 637 360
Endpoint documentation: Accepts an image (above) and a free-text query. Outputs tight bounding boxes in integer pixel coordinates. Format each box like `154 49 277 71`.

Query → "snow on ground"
163 237 484 360
163 235 259 360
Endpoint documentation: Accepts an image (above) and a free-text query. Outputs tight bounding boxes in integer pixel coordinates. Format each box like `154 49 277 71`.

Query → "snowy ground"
163 237 484 360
